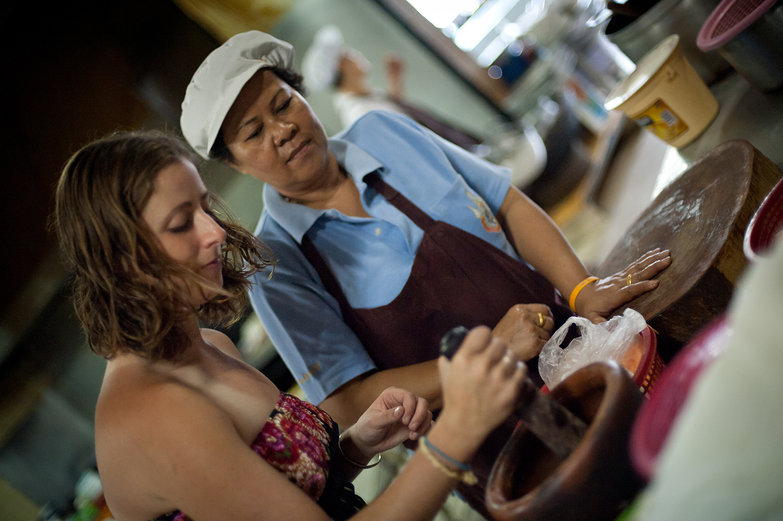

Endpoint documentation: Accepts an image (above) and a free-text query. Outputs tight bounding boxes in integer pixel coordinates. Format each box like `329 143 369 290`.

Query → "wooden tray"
596 139 782 345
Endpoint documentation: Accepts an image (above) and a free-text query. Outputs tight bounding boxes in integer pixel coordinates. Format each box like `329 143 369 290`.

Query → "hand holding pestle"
440 327 589 460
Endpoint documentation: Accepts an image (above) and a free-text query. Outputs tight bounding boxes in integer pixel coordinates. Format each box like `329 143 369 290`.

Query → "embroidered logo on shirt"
466 190 501 232
299 362 322 385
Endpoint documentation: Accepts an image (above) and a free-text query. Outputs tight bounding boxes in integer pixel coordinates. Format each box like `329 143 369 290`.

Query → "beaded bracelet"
338 433 382 469
568 276 599 311
422 436 471 471
419 436 477 486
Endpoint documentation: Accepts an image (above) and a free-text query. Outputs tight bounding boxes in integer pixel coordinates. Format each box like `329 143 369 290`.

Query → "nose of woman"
197 209 227 248
271 118 296 147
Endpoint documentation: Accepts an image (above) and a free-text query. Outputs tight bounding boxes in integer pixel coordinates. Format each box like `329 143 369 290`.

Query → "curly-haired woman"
53 130 525 521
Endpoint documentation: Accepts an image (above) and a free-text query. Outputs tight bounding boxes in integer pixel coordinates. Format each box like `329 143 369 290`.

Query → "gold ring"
626 273 633 286
537 312 545 328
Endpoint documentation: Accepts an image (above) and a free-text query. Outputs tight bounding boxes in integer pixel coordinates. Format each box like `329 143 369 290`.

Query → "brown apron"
300 172 572 517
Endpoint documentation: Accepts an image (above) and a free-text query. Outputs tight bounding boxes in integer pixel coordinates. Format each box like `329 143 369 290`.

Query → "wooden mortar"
486 361 645 521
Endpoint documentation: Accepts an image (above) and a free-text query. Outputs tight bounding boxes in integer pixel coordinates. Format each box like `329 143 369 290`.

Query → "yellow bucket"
605 35 719 148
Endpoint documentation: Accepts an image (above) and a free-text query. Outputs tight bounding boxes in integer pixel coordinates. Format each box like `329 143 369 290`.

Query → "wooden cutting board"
596 139 782 345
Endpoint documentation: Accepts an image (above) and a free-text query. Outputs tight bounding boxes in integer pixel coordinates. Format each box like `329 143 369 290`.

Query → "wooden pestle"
440 327 589 460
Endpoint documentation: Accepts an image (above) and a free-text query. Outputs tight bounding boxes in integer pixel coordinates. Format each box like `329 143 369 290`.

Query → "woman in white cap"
301 25 482 150
180 30 670 517
54 129 525 521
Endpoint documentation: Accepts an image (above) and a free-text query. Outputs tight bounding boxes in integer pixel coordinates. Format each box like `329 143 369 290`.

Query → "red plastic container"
630 315 730 480
634 325 664 395
744 176 783 261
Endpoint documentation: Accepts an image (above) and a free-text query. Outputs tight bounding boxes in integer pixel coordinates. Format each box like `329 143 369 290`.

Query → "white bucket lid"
605 35 680 111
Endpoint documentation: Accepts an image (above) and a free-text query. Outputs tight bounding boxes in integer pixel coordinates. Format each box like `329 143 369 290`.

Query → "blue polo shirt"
250 110 516 404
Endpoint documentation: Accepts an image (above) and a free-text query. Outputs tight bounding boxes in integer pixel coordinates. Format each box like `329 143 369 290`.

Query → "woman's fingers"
519 305 553 345
407 396 430 431
454 328 518 373
623 249 671 285
609 249 672 294
457 326 494 357
498 348 527 379
439 329 529 437
529 306 554 333
574 249 670 320
409 413 433 440
634 251 672 279
493 352 527 418
486 335 510 366
627 248 669 272
630 247 664 266
508 303 554 333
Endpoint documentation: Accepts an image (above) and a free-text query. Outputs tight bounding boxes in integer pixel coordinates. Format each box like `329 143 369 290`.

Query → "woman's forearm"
498 186 672 321
349 419 478 521
333 429 377 481
497 186 591 298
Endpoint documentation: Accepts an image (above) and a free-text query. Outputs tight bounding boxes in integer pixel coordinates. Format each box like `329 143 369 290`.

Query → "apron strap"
364 172 435 231
299 234 359 332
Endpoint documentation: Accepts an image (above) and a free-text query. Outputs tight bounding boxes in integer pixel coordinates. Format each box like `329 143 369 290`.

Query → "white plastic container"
604 35 719 148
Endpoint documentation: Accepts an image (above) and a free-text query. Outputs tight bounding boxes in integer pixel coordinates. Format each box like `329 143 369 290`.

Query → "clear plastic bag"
538 308 647 388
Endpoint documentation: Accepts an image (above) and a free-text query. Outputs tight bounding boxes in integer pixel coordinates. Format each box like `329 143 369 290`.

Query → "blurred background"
4 0 778 518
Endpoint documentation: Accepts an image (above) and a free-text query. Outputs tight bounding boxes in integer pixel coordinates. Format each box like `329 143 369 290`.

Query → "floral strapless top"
154 393 364 521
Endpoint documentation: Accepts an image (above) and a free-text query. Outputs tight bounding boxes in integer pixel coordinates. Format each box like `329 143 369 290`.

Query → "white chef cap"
180 30 295 159
301 25 345 92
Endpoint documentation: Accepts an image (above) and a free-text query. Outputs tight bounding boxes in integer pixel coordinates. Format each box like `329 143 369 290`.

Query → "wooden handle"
440 327 588 459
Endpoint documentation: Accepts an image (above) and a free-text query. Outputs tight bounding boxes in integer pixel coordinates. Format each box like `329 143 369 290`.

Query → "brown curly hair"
53 130 275 361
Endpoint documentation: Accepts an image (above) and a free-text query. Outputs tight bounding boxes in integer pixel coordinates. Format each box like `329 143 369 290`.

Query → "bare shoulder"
95 365 236 518
201 327 243 360
94 361 331 521
97 365 225 433
95 365 230 459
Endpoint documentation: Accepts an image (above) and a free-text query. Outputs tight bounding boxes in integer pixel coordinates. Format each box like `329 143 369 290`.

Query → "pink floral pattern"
251 393 335 500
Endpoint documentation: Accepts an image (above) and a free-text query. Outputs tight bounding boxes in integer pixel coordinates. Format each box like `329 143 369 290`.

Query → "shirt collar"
262 137 384 242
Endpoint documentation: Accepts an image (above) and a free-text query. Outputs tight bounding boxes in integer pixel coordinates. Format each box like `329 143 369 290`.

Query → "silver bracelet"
338 432 382 469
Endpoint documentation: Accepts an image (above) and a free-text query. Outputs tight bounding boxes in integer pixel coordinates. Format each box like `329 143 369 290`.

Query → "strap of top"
364 171 435 230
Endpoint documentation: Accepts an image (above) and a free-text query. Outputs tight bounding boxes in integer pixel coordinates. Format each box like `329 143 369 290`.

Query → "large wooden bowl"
596 139 782 345
486 361 645 521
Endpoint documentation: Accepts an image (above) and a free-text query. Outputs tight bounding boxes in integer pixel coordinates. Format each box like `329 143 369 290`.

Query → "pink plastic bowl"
697 0 783 91
630 315 730 480
744 176 783 261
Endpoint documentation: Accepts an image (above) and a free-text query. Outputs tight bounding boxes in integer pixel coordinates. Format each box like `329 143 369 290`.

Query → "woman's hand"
344 387 432 460
437 327 526 448
576 248 671 323
492 303 554 360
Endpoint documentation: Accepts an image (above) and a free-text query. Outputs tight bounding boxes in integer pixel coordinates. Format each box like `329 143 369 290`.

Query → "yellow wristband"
419 437 478 486
568 276 599 311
